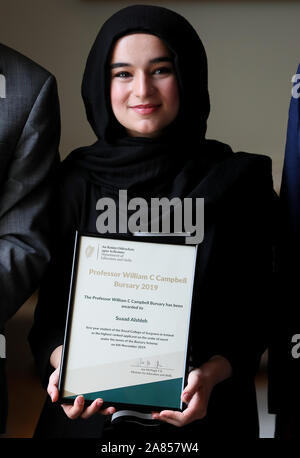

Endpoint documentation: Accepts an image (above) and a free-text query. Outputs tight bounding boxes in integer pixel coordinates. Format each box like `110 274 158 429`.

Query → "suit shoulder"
0 43 54 89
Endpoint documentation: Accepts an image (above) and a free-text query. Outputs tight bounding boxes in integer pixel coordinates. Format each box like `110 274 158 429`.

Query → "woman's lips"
131 104 161 115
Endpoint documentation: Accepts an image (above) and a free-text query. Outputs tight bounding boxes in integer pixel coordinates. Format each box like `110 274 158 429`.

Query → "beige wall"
1 1 300 191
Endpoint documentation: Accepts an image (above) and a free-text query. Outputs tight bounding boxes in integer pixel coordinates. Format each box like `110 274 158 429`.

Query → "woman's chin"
126 126 163 139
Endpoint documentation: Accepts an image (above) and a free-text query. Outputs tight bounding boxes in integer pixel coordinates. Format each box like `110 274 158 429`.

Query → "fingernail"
96 399 103 407
78 396 84 405
183 391 189 400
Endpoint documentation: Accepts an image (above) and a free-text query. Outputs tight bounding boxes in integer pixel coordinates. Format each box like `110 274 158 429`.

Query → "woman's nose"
133 71 154 98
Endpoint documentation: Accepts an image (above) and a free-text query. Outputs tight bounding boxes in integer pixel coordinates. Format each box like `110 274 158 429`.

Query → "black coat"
29 146 278 438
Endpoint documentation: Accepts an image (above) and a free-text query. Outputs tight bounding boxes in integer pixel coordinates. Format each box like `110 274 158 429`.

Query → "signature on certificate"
132 358 165 369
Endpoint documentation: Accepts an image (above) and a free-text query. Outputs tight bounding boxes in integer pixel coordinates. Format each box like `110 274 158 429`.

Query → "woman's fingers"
152 409 183 427
62 395 85 420
79 401 116 419
181 368 202 403
152 384 207 427
179 389 207 423
47 367 60 402
47 363 117 420
61 396 116 420
99 406 116 416
80 398 104 419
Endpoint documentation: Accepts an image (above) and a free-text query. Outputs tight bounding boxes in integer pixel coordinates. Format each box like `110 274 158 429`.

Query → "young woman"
29 5 277 439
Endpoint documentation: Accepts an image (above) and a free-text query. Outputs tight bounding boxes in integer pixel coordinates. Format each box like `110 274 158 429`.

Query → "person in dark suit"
0 43 60 433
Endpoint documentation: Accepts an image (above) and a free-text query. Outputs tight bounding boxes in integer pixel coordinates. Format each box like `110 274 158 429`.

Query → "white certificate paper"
59 233 198 411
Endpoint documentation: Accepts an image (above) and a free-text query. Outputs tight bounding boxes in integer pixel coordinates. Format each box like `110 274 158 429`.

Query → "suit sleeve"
0 74 60 327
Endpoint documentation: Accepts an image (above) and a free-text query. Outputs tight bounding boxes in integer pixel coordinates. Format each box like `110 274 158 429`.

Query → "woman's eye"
113 71 131 79
153 67 172 75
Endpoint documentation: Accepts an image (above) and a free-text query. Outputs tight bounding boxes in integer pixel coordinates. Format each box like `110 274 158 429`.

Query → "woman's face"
110 33 180 138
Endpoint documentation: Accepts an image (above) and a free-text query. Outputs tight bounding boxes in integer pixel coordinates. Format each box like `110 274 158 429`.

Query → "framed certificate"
58 232 198 412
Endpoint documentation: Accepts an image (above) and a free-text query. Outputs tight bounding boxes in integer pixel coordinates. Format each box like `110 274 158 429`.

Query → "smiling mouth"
130 104 161 114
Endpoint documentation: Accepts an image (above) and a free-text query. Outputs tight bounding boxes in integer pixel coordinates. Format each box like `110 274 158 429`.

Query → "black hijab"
64 4 233 198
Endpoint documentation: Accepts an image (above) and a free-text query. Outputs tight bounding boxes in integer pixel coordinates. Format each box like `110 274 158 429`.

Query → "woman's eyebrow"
110 62 130 69
110 56 173 69
149 56 173 64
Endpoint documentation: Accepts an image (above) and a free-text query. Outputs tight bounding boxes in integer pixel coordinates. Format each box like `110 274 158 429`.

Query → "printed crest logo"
85 245 95 258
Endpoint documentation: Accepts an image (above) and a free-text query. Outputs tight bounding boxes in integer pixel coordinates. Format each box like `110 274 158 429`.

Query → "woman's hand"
47 345 116 420
151 355 232 427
